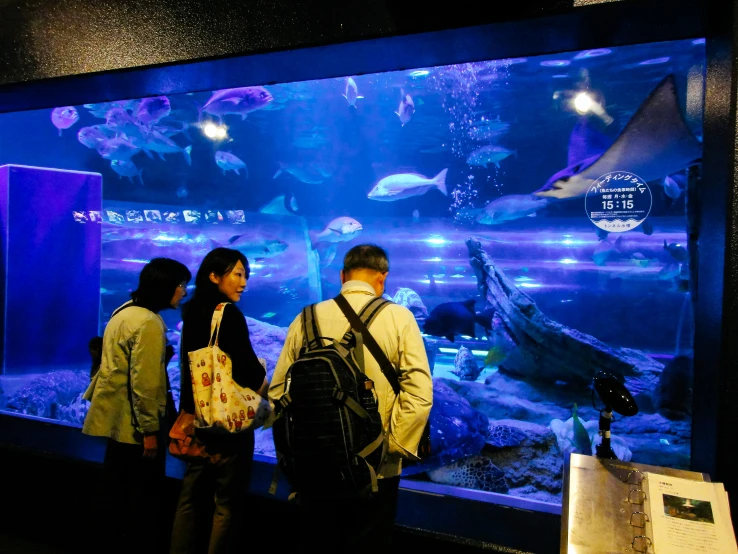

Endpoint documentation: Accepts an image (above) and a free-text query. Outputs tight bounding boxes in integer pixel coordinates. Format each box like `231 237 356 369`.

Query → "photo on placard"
205 210 223 223
662 494 715 524
126 210 143 223
183 209 201 223
163 211 181 223
144 209 162 222
105 210 125 224
226 210 245 224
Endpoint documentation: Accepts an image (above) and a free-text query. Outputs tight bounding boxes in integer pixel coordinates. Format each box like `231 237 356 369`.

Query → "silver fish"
310 216 363 248
476 194 551 224
51 106 79 136
215 151 247 176
368 169 448 201
77 125 115 149
136 96 171 126
342 77 364 108
202 87 273 122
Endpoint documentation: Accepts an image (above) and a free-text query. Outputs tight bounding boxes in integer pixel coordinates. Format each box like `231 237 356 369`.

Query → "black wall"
0 0 576 86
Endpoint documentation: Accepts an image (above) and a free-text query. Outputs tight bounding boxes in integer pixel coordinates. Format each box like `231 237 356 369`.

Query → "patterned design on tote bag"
188 303 271 433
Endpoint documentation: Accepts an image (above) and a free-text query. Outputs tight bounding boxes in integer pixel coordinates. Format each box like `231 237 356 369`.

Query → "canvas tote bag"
189 302 271 433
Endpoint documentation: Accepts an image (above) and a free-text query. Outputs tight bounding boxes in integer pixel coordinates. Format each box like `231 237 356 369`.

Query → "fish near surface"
423 300 477 342
51 107 79 136
202 87 273 121
136 96 171 126
105 108 146 140
215 151 248 177
367 169 448 201
77 125 116 149
395 89 415 126
310 216 363 248
476 194 551 224
535 75 702 200
342 77 364 107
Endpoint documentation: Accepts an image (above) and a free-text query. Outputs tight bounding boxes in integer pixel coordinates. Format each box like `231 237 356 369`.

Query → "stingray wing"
535 75 702 200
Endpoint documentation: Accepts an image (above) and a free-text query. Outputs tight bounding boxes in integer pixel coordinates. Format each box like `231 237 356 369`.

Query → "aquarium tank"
0 37 705 508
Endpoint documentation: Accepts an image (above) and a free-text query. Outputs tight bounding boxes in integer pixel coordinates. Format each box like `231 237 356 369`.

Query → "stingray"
534 74 702 200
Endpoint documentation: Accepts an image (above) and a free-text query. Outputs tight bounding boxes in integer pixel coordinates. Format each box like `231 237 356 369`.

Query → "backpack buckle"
332 387 345 402
278 393 292 409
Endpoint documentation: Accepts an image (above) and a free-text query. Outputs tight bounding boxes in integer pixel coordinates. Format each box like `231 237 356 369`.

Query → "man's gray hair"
342 243 390 273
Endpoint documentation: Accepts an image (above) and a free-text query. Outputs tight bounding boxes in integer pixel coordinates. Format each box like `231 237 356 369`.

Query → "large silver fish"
310 216 363 248
535 75 702 200
201 87 273 122
367 169 448 201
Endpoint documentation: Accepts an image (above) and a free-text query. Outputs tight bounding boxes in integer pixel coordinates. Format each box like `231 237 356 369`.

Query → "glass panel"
0 37 705 509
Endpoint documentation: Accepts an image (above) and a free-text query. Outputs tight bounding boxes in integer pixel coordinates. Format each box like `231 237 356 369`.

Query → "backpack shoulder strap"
334 294 400 395
301 303 322 350
357 297 393 328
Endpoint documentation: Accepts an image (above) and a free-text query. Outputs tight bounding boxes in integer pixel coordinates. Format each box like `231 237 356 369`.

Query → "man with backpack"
269 243 433 553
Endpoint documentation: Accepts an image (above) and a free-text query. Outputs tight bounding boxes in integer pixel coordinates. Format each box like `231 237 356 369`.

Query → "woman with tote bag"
170 247 269 554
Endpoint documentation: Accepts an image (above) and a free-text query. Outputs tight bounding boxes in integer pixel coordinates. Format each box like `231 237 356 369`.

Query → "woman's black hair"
131 257 192 313
181 248 249 321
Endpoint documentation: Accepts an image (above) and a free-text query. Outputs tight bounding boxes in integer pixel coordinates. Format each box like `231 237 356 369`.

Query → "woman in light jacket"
83 257 191 554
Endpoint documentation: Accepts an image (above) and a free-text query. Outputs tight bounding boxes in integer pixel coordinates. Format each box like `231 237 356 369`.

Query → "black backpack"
271 295 400 500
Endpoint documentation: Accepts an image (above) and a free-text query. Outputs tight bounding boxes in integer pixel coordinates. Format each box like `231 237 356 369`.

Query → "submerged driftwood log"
466 237 663 387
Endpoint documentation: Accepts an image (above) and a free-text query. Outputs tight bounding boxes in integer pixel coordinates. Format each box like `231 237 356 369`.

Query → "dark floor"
0 446 518 554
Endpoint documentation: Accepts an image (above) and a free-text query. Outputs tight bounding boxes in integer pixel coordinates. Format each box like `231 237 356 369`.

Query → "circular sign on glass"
585 171 652 233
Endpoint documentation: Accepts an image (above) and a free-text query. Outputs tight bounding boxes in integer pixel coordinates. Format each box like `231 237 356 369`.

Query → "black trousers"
98 439 167 554
170 432 254 554
297 476 401 554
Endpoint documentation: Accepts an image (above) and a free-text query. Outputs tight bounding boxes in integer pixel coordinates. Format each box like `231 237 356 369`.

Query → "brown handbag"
168 411 219 463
